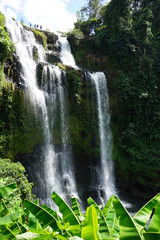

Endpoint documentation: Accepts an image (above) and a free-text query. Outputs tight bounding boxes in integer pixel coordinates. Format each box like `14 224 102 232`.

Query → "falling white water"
5 18 60 207
6 19 126 208
6 18 78 208
58 35 78 69
90 72 116 201
44 65 79 201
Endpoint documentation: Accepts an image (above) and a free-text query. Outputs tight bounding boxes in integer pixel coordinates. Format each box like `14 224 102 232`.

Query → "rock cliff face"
68 35 160 202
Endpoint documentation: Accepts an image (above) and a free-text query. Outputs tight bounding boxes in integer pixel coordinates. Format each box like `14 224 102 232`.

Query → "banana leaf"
81 205 99 240
102 196 115 215
68 237 83 240
28 212 42 231
51 191 80 225
0 233 11 240
87 197 113 238
34 199 39 205
16 230 66 240
16 232 41 239
0 199 9 216
0 226 16 239
0 210 24 225
113 196 142 240
147 201 160 232
24 200 59 230
133 193 160 232
106 208 119 238
71 197 84 221
143 232 160 240
41 204 62 222
0 183 17 200
0 221 27 238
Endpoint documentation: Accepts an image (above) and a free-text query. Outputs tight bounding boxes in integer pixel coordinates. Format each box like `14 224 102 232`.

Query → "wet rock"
4 54 25 90
33 46 38 61
46 51 60 64
45 32 58 44
36 62 48 88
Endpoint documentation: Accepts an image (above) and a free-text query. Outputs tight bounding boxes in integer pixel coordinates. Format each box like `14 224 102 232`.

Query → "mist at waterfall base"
6 18 137 210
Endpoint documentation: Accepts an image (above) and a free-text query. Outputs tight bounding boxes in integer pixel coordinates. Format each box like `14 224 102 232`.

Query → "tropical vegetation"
0 179 160 239
68 0 160 198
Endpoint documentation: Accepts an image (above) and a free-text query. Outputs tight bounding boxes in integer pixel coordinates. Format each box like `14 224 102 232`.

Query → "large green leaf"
0 183 17 200
1 222 25 236
28 212 42 231
51 191 80 225
16 232 41 239
24 200 59 230
0 199 9 216
113 196 142 240
0 233 11 240
148 201 160 232
143 232 160 240
68 237 82 240
41 204 62 222
133 193 160 232
106 208 119 238
71 197 84 221
87 197 111 238
81 205 99 240
87 196 119 239
0 226 16 239
0 210 24 225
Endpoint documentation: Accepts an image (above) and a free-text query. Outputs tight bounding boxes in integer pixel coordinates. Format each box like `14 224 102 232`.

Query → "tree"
74 0 104 36
85 0 104 19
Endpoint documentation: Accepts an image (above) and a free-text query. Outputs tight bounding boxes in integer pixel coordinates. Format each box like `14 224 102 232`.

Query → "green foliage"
0 12 5 27
74 0 103 36
0 184 160 240
0 159 34 201
0 26 14 62
57 62 66 71
31 29 47 51
0 84 44 158
0 12 14 63
71 0 160 194
68 28 84 41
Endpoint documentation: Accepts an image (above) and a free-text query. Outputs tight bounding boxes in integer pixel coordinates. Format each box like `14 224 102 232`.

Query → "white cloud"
5 7 17 19
1 0 77 32
1 0 22 11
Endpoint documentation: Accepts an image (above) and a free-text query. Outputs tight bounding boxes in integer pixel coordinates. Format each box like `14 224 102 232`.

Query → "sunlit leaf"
133 193 160 232
81 205 99 240
113 196 142 240
51 191 80 225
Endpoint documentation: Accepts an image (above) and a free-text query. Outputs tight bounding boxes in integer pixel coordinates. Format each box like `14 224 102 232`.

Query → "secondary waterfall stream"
89 72 115 203
6 18 116 208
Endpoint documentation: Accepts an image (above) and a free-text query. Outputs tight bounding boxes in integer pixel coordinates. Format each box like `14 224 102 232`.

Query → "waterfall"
59 36 116 204
58 35 78 69
6 18 117 207
6 19 79 207
89 72 116 202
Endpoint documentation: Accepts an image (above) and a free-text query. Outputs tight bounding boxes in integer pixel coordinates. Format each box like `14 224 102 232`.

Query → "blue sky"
0 0 109 32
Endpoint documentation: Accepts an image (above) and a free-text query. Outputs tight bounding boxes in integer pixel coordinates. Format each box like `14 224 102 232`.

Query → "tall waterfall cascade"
6 17 117 207
6 19 79 207
89 72 116 203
